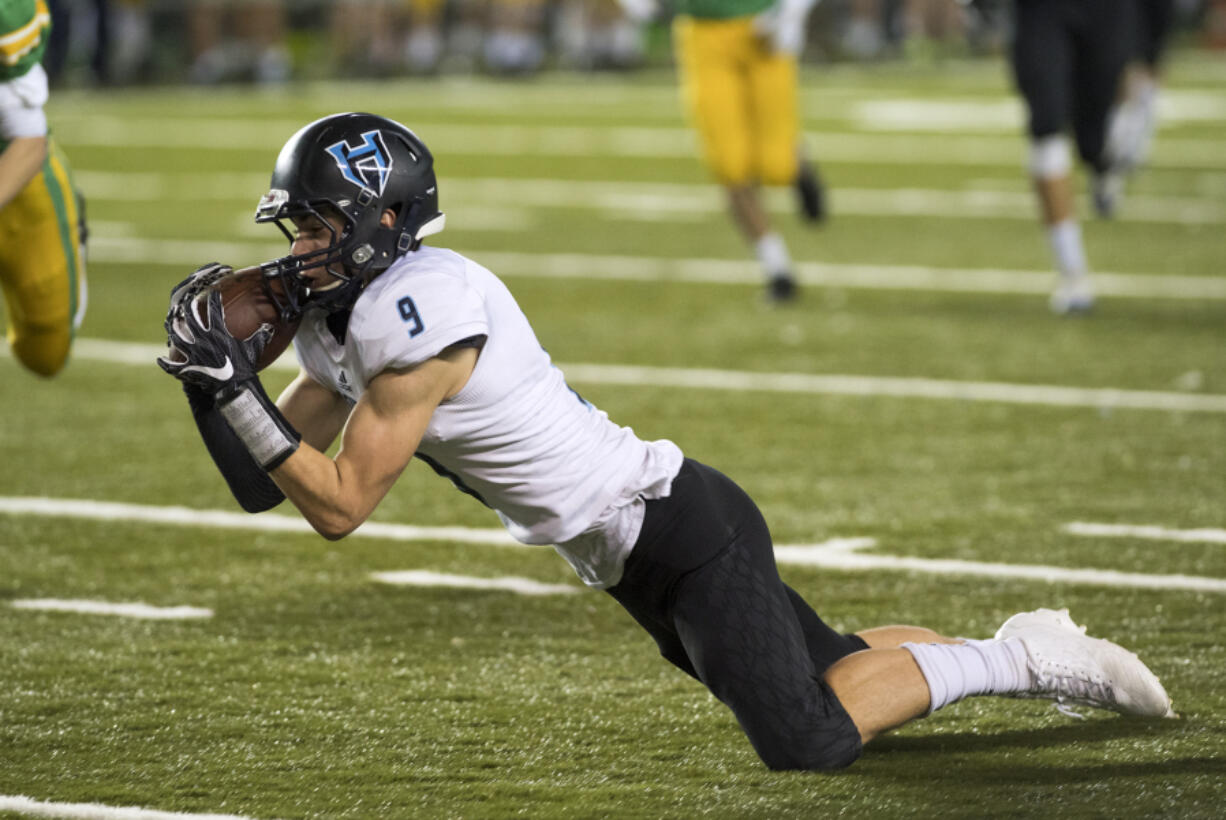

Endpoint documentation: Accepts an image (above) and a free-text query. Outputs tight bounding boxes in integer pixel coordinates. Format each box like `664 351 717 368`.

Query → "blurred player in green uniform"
0 0 87 376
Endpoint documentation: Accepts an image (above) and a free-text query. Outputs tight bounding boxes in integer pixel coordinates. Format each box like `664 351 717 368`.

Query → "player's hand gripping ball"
158 263 301 390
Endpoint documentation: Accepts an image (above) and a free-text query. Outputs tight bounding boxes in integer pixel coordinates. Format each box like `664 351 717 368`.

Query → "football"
215 266 301 371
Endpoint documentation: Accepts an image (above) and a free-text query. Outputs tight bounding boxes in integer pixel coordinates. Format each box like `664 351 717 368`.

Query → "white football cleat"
995 608 1175 719
1050 276 1095 315
1091 168 1125 219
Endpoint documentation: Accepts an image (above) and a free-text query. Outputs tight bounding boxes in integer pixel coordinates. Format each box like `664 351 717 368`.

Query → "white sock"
903 639 1032 715
1047 219 1088 281
755 232 792 280
1135 75 1159 113
1134 80 1160 164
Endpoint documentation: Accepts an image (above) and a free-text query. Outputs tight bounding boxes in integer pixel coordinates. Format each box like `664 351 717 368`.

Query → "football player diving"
0 0 87 377
158 112 1174 771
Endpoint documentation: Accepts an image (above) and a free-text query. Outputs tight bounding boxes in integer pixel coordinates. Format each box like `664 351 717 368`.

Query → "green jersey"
0 0 50 83
674 0 774 20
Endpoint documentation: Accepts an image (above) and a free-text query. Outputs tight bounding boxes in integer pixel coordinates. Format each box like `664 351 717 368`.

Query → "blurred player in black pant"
1010 0 1134 314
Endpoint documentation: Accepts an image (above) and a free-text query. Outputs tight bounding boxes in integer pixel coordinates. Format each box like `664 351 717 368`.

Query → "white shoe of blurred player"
995 608 1175 718
1049 276 1095 315
1092 169 1125 219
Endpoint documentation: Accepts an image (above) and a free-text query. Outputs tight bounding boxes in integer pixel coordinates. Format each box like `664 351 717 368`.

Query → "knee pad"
1029 134 1072 180
757 681 864 771
760 726 863 772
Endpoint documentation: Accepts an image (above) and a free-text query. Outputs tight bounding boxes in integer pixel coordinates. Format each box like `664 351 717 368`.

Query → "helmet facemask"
255 191 373 321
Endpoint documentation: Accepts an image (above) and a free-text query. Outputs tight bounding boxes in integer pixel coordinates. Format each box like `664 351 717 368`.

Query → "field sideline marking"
0 794 264 820
2 497 1223 594
63 338 1226 415
82 238 1226 300
8 600 212 619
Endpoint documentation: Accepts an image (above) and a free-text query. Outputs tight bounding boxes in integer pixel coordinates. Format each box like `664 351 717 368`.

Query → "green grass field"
2 53 1224 819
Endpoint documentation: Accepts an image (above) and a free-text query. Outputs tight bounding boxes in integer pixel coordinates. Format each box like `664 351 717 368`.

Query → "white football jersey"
292 246 683 587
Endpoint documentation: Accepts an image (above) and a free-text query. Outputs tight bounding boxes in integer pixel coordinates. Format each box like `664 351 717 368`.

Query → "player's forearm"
0 136 47 210
269 446 382 540
183 385 286 513
205 378 373 534
268 363 456 540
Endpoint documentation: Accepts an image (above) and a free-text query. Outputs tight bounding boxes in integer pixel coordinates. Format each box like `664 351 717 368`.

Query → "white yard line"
775 539 1226 593
852 91 1226 132
56 339 1226 415
47 69 1226 111
72 170 1226 225
371 570 579 596
76 234 1226 300
2 497 1222 594
477 249 1226 300
1064 522 1226 544
51 115 1226 168
0 795 264 820
0 496 521 547
557 362 1226 413
448 177 1226 225
8 600 212 619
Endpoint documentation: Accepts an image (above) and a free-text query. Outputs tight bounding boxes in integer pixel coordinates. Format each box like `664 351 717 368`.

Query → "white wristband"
219 386 298 470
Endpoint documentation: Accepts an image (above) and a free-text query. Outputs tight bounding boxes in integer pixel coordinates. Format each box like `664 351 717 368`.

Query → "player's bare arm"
270 346 478 539
276 371 351 452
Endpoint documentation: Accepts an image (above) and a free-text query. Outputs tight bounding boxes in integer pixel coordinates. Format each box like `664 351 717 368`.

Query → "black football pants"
1135 0 1175 67
1011 0 1135 172
607 459 868 771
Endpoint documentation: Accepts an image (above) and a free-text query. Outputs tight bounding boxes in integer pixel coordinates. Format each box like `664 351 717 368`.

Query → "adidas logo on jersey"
337 370 355 396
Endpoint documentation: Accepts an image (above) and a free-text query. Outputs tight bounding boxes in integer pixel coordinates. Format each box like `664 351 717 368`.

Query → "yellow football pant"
0 140 86 377
674 15 800 187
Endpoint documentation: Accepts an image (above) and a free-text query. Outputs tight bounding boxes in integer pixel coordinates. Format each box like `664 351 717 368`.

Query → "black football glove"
157 283 299 471
159 262 249 393
158 286 271 396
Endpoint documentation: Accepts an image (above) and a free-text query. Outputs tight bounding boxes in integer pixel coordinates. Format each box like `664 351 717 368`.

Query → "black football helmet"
254 112 445 319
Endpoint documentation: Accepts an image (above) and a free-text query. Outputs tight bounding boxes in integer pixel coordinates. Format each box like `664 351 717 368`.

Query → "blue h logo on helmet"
325 130 394 196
